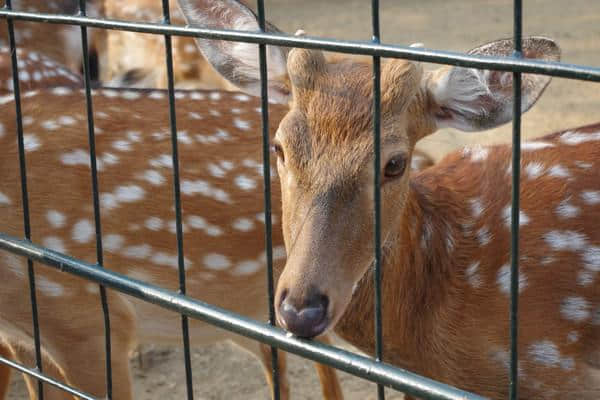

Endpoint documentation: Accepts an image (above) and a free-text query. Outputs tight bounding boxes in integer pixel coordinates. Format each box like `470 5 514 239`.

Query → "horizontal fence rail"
0 355 96 400
0 232 487 400
1 9 600 81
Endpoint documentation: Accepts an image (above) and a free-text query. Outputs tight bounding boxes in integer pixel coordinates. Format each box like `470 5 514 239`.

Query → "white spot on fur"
209 92 221 101
525 162 544 179
496 263 528 295
41 120 60 131
560 130 600 145
233 217 254 232
521 141 555 151
233 118 251 130
46 210 66 228
555 197 580 219
465 261 482 288
138 170 165 186
36 275 64 297
115 185 145 203
181 180 231 203
462 145 489 162
86 283 100 294
567 331 579 344
583 246 600 272
103 234 124 252
234 94 251 102
51 86 72 96
469 198 484 217
575 161 592 169
560 296 591 322
577 270 594 287
529 341 560 366
149 154 173 169
112 140 132 152
207 163 226 178
234 175 256 191
547 165 571 179
149 91 165 99
543 231 588 251
57 115 76 126
61 149 90 167
122 244 152 259
581 190 600 205
232 260 262 276
23 133 42 152
42 237 66 253
203 253 231 271
476 226 492 246
501 205 530 228
152 252 184 269
72 219 94 243
0 192 10 205
186 216 222 237
144 217 163 231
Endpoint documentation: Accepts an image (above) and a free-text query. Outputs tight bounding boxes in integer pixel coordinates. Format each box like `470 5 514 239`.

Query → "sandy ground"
6 0 600 399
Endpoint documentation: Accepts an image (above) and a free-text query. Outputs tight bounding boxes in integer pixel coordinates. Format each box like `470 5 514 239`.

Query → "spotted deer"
175 1 600 399
0 46 83 92
0 0 106 82
103 0 236 90
0 82 351 399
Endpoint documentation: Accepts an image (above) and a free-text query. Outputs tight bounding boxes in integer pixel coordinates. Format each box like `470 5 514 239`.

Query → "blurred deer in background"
103 0 236 90
0 0 106 82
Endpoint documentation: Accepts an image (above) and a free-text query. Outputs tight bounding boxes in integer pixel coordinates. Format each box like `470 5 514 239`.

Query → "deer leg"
0 343 12 399
232 337 290 400
315 334 344 400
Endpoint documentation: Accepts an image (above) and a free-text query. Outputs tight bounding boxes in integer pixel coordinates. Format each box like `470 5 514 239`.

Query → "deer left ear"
178 0 291 104
427 36 560 132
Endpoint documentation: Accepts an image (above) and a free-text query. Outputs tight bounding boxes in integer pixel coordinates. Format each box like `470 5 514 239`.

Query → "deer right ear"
178 0 291 104
426 37 560 132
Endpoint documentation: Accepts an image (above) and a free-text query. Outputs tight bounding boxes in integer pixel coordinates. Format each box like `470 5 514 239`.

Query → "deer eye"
271 142 285 163
384 154 407 179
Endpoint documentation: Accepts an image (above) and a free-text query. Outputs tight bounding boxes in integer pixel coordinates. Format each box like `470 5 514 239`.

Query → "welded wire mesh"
1 1 599 399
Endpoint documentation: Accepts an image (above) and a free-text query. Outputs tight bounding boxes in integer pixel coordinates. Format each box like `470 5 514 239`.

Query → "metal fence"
0 1 599 400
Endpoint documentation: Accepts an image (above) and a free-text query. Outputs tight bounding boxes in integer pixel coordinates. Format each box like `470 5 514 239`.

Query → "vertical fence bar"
371 0 385 399
509 0 523 399
77 1 113 398
4 1 44 398
255 1 280 399
160 1 194 399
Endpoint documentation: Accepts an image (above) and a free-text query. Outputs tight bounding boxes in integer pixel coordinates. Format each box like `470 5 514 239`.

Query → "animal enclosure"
1 0 600 399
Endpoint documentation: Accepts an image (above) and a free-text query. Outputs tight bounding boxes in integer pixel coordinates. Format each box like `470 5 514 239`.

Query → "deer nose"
277 291 329 338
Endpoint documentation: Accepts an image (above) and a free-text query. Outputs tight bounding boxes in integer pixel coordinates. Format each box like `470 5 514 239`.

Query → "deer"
102 0 236 91
0 84 350 399
0 35 360 399
174 0 600 399
0 0 106 82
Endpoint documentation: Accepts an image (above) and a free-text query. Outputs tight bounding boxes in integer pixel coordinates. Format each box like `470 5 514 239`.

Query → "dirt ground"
6 0 600 399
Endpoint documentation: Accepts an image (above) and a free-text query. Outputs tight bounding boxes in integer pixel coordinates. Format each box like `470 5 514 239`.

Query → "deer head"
178 0 560 338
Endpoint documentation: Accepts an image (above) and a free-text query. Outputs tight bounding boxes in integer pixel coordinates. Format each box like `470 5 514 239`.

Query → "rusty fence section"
1 1 600 399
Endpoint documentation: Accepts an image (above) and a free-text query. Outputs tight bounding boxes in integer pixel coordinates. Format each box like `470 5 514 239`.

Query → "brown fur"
0 86 352 399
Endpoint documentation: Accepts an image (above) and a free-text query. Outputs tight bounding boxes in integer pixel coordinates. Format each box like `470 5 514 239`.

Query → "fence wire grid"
1 1 600 400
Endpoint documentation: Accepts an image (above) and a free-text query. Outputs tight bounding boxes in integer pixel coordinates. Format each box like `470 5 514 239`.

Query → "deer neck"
334 173 472 378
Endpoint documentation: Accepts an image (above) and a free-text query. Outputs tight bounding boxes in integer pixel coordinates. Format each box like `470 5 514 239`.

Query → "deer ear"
427 36 560 132
178 0 291 104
